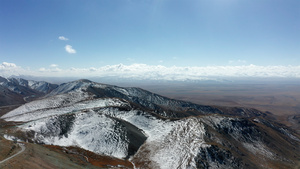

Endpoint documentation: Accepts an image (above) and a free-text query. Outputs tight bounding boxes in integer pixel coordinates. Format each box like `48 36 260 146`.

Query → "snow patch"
3 134 22 142
243 141 274 159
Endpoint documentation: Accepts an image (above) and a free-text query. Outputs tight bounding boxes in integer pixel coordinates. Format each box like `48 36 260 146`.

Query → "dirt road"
0 143 25 164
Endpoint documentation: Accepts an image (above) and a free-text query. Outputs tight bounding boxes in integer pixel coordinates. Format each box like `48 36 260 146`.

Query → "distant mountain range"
0 76 58 106
1 77 299 168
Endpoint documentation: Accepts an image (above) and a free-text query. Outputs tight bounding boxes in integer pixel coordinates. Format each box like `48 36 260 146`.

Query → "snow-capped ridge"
0 76 58 94
46 79 109 97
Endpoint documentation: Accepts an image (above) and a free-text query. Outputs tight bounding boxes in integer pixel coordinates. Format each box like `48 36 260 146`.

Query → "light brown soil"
0 136 21 161
0 139 133 169
44 145 133 168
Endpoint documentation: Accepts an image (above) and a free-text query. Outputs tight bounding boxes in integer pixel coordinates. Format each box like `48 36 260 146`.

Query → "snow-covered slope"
131 117 209 169
22 110 143 159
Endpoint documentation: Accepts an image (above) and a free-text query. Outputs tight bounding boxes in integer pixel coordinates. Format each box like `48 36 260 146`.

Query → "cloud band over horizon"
1 62 300 80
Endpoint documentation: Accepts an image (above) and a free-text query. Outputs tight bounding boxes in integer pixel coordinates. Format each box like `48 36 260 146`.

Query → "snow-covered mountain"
0 76 57 94
0 76 58 106
1 79 299 169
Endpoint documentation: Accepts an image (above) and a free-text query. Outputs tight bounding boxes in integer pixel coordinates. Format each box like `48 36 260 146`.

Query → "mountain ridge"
1 78 299 169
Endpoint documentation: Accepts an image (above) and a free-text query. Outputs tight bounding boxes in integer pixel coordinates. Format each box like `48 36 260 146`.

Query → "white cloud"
1 62 300 80
89 67 97 72
39 67 46 72
0 62 17 68
0 62 29 77
50 64 58 68
39 64 61 73
58 36 69 41
51 68 62 72
65 45 76 54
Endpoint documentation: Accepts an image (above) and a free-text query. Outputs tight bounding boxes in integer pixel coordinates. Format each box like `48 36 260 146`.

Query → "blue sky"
0 0 299 78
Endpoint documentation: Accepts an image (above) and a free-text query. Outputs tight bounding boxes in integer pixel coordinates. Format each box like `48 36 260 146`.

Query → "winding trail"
0 143 25 164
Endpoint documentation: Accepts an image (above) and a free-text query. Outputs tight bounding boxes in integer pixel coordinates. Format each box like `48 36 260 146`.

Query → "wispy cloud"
50 64 58 68
126 58 135 62
65 45 76 54
228 59 247 65
39 67 61 73
58 36 69 41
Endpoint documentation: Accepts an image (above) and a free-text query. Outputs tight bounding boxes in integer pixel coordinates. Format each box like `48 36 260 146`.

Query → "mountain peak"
76 79 93 83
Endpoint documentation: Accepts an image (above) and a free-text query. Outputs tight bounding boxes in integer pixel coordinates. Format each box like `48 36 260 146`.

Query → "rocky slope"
1 79 299 169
